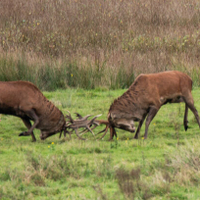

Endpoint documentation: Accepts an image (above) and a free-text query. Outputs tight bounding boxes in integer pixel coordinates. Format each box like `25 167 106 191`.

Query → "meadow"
1 0 200 199
1 88 200 199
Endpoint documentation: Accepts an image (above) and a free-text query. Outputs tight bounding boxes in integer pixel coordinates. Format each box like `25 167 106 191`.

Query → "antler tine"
80 114 92 121
72 114 102 140
92 119 111 140
59 111 74 139
65 110 74 123
59 128 71 139
74 128 87 140
89 114 102 124
72 115 108 140
74 112 95 121
80 114 102 139
59 130 63 139
60 112 111 140
75 112 83 119
96 124 109 140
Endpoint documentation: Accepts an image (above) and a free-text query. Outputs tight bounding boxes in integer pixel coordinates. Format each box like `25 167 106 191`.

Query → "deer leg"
134 112 148 139
183 96 200 128
184 104 189 131
144 107 159 139
19 118 37 142
19 110 39 142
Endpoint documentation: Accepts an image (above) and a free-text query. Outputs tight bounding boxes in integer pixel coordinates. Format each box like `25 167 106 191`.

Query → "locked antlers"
61 111 113 140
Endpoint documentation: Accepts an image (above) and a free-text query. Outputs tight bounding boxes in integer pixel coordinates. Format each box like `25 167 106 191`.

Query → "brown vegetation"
1 0 200 89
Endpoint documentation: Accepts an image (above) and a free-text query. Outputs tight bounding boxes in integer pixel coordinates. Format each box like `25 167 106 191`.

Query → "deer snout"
110 118 135 133
40 131 58 140
40 132 50 140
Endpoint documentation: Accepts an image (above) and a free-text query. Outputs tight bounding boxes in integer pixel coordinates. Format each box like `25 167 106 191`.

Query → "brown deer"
107 71 200 140
0 81 104 141
0 81 67 141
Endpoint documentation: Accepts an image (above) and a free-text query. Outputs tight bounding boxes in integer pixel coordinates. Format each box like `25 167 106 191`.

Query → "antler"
60 111 117 140
63 112 102 140
93 120 117 140
65 110 74 123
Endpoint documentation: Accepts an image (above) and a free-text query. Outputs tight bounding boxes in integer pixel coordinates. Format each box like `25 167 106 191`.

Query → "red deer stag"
107 71 200 139
0 81 103 141
0 81 67 141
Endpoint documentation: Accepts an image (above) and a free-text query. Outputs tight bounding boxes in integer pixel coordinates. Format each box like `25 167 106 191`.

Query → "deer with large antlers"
107 71 200 140
0 81 67 141
0 81 108 141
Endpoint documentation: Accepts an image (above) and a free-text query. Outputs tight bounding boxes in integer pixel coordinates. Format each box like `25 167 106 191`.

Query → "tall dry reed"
1 0 200 89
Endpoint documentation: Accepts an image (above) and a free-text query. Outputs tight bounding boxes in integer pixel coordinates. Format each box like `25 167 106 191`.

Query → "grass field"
1 0 200 199
1 88 200 199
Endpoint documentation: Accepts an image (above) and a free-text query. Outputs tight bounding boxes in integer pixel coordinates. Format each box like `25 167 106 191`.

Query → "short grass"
0 88 200 199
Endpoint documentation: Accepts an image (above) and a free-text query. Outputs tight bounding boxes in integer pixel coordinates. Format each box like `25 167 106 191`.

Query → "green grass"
0 88 200 199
